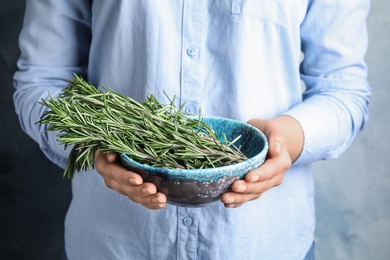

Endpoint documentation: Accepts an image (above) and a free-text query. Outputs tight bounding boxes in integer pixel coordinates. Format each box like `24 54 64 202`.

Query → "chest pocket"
231 0 289 28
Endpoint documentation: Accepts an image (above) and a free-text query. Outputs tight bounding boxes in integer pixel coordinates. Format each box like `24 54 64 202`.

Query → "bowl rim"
119 116 269 181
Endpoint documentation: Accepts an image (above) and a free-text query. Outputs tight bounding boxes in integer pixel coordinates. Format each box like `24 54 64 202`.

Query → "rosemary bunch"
38 75 247 178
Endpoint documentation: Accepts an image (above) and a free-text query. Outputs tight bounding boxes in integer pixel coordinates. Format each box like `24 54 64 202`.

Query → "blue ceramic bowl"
119 116 268 207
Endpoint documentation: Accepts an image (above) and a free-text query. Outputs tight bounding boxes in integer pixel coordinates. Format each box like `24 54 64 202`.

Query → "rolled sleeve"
284 0 371 165
13 0 91 168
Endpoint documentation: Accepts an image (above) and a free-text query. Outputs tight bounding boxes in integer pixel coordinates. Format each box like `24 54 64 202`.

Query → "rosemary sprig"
38 75 247 178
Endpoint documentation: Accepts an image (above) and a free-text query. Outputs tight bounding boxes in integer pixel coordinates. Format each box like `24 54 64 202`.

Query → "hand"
94 150 167 210
221 116 304 208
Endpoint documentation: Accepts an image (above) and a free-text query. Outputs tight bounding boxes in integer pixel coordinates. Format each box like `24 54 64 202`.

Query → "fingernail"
250 174 259 182
107 153 115 162
152 197 163 204
236 184 246 192
129 177 142 185
275 141 282 155
224 196 234 204
142 187 152 194
157 203 166 209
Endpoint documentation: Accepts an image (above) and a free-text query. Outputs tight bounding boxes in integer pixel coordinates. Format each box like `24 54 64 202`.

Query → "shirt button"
183 217 193 226
186 48 198 57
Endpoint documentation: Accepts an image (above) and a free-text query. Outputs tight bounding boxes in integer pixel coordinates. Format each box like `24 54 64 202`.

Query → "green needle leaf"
38 74 248 179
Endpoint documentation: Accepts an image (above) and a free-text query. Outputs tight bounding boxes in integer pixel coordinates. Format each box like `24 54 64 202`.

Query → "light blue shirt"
14 0 371 259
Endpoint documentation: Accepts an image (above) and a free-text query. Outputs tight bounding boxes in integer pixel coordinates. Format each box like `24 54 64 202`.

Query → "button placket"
177 207 198 260
179 0 206 115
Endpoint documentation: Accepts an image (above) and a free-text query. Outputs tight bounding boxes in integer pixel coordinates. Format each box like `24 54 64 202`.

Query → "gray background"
0 1 389 259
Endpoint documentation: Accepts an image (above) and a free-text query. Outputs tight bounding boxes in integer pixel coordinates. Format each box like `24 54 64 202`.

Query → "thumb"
268 136 286 158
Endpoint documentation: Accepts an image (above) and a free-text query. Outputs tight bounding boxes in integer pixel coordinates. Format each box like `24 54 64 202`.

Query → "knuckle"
127 186 149 204
141 201 152 208
128 194 141 204
274 176 284 186
140 198 158 209
274 173 284 187
94 152 105 170
95 160 103 172
103 178 114 189
284 159 292 169
253 193 262 200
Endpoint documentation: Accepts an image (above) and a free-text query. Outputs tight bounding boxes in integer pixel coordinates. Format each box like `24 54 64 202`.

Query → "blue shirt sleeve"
284 0 371 165
13 0 92 168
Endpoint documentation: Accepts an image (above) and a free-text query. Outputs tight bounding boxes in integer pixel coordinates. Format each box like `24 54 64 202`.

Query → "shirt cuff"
282 96 352 166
